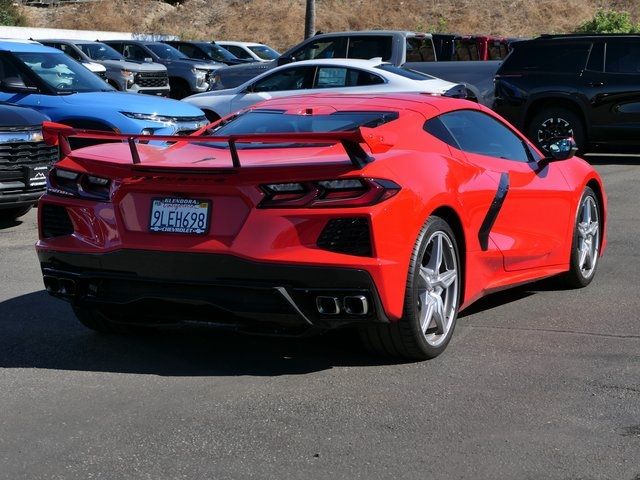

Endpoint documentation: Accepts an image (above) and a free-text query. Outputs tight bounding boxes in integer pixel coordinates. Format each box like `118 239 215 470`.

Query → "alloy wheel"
416 231 459 347
577 195 599 279
537 117 574 151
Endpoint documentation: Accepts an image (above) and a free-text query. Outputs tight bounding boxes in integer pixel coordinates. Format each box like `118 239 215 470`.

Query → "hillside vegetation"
19 0 640 51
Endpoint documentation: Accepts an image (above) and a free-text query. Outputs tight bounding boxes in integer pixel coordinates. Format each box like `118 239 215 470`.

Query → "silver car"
39 40 170 97
183 58 465 121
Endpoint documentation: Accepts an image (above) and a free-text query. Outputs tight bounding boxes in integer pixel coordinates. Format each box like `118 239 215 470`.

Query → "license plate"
149 197 211 235
28 165 49 188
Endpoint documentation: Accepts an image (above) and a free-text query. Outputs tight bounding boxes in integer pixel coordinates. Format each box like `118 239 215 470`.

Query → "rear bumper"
38 249 390 332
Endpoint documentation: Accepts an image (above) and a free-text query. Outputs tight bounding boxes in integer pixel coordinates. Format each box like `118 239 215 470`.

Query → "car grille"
317 217 372 257
41 204 74 238
0 140 58 169
135 71 169 88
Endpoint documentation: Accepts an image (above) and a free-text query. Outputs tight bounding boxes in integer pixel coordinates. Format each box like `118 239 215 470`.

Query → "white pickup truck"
212 31 500 106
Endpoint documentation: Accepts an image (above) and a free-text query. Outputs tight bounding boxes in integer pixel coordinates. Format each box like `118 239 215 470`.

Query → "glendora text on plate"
149 197 211 235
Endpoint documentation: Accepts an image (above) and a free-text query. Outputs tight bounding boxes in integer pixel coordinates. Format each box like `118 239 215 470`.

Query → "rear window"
605 40 640 73
500 42 590 73
376 64 435 80
406 37 435 62
211 110 399 136
347 36 393 61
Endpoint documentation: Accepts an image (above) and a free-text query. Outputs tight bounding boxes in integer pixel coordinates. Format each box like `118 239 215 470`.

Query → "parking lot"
0 157 639 479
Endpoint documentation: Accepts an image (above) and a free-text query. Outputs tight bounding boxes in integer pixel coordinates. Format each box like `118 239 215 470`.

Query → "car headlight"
120 112 176 124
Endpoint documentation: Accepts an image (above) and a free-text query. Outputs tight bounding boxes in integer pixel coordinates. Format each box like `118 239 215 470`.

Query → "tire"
72 306 146 334
560 187 601 288
359 216 462 360
0 206 32 220
528 107 586 154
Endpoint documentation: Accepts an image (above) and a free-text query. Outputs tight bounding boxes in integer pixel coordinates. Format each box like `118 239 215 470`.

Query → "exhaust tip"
316 296 340 315
344 295 369 315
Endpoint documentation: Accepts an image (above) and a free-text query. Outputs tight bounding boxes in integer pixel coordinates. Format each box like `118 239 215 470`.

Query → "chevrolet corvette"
36 93 607 360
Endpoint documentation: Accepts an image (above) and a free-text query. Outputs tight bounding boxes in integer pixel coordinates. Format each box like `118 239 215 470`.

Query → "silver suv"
39 40 170 97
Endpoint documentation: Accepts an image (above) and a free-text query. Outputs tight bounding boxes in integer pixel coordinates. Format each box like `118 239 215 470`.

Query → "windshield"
376 64 436 80
77 42 123 61
146 43 188 60
248 45 280 60
14 52 114 93
203 43 239 62
211 110 399 136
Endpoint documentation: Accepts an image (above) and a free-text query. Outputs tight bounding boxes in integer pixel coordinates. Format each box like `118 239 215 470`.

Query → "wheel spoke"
427 234 443 271
420 293 435 333
432 294 446 334
435 269 457 289
419 265 432 287
578 242 589 269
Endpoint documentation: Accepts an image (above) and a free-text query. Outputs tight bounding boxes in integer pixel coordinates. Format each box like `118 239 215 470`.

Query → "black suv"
0 104 56 221
494 34 640 152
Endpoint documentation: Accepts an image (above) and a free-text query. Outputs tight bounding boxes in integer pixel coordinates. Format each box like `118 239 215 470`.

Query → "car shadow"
0 216 22 230
0 290 404 376
1 283 551 376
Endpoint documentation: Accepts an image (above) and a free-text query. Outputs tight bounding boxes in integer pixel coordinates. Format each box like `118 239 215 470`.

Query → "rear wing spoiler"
42 121 395 170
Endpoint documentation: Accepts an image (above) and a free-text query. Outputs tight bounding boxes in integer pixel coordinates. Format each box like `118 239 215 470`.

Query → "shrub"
574 9 639 34
0 0 26 26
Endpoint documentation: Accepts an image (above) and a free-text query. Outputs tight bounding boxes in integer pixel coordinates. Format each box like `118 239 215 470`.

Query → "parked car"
104 40 221 99
0 40 208 136
36 92 606 360
212 30 498 106
494 33 640 152
164 40 251 66
39 40 170 96
184 58 466 121
0 103 55 221
216 41 280 62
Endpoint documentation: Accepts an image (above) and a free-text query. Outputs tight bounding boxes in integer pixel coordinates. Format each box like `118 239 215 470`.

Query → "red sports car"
36 93 606 360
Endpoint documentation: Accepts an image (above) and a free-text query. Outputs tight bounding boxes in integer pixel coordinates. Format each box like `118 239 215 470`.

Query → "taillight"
259 178 400 208
48 168 112 201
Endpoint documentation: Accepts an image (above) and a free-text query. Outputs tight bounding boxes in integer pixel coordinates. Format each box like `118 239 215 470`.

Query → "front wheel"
528 107 586 153
360 216 461 360
560 187 601 288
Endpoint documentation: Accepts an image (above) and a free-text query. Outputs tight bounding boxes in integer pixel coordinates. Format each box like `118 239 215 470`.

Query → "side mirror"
0 78 38 94
277 55 294 66
545 137 577 162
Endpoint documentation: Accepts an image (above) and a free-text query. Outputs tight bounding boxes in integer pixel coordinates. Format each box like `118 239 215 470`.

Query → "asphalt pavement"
1 157 639 479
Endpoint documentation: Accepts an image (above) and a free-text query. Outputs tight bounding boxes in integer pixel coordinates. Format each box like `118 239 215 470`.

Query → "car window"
425 110 531 162
455 40 479 61
586 42 604 72
488 42 508 60
0 55 37 90
313 67 384 88
347 36 392 61
59 44 82 61
146 44 186 60
290 38 348 61
77 43 123 61
251 66 315 92
225 45 253 60
406 37 436 62
175 43 204 59
376 64 435 80
122 44 149 61
500 42 590 73
248 45 280 60
605 41 640 74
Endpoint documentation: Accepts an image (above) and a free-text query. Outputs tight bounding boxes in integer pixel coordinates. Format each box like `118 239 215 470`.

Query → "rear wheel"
360 216 461 360
528 107 586 153
0 206 32 221
560 187 601 288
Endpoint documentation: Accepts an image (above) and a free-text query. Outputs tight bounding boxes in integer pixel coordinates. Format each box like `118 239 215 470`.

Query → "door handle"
586 81 604 87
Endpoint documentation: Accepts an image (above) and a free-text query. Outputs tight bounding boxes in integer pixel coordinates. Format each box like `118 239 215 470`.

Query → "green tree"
0 0 26 26
575 9 639 34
